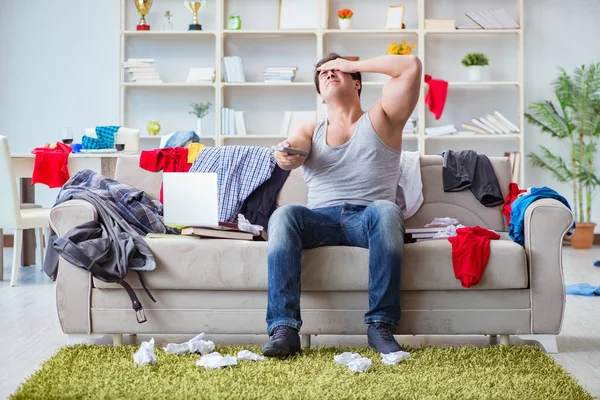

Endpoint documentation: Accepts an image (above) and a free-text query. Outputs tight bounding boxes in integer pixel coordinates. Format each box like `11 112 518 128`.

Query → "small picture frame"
386 5 405 29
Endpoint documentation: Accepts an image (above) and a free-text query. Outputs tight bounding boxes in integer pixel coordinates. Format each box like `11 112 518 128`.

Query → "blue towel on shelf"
82 126 119 150
164 131 199 148
565 283 600 296
509 186 575 246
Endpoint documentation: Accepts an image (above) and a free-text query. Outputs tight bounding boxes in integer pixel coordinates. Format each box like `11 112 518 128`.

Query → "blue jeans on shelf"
266 200 405 335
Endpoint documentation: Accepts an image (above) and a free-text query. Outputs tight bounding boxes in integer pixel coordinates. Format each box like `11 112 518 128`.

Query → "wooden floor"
1 247 599 399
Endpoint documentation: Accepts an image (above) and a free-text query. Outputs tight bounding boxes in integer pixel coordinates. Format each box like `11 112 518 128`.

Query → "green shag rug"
11 344 592 400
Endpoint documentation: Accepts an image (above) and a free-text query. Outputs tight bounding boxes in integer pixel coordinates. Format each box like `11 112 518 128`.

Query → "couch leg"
516 335 558 354
113 334 123 346
498 334 510 346
301 334 311 349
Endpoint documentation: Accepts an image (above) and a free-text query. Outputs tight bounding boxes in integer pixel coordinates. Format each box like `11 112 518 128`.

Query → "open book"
181 222 268 241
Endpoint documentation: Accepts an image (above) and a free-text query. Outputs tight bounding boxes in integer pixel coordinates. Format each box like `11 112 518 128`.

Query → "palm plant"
525 62 600 223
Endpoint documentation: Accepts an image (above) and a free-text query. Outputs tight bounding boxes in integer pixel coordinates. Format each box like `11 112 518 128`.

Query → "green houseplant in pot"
190 102 211 136
461 52 489 82
525 62 600 249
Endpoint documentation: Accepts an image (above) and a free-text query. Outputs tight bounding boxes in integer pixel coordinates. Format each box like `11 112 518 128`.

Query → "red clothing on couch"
448 226 500 288
502 182 526 225
31 142 73 188
140 147 191 202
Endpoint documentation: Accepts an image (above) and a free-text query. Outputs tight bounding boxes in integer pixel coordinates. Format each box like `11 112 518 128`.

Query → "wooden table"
6 153 123 268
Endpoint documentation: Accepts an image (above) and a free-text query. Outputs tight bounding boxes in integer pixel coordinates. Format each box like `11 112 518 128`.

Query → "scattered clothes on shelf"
163 130 200 148
140 147 192 202
164 333 215 355
333 352 372 373
448 226 500 288
190 146 276 222
396 151 424 219
82 126 119 150
237 350 265 361
134 338 157 366
502 182 526 225
424 74 448 120
381 351 411 365
239 164 290 231
565 283 600 296
31 141 72 188
442 150 504 207
196 352 238 370
509 186 575 246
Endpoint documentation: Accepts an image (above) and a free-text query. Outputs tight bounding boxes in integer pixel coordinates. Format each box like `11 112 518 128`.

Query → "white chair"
0 136 51 286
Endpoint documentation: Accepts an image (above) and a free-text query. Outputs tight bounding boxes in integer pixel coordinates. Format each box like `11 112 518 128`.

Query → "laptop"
163 172 219 229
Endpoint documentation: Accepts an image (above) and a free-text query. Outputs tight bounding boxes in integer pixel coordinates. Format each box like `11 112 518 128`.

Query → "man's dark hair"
314 53 362 98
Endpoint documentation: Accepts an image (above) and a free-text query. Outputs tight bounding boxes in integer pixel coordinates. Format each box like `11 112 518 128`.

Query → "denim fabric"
266 200 404 335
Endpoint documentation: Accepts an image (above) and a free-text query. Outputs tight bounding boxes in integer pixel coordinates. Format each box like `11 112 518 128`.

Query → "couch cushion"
94 233 528 291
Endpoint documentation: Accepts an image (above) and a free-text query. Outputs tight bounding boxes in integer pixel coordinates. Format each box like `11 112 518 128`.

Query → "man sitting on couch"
262 52 422 357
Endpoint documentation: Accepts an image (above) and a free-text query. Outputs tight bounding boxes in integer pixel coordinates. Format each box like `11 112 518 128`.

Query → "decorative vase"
196 118 203 136
467 66 484 82
570 222 596 249
338 18 351 30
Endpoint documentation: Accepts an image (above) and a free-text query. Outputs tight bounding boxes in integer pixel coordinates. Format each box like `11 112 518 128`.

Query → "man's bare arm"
274 121 316 170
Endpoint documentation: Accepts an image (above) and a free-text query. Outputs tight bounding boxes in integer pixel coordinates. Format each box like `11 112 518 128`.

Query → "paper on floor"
163 333 215 355
196 352 238 369
334 352 371 373
237 350 265 361
134 338 157 366
381 350 411 365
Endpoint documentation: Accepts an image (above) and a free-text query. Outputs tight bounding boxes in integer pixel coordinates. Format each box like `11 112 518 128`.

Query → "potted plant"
525 62 600 249
337 9 353 30
461 52 489 82
387 40 416 55
189 102 211 136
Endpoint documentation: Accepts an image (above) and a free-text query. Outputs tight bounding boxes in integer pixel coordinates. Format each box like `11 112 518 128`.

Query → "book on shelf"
187 67 215 83
465 9 519 29
235 111 247 136
459 112 520 135
263 66 297 83
425 125 457 136
221 108 237 136
124 58 162 83
504 151 521 183
424 19 455 30
223 56 246 83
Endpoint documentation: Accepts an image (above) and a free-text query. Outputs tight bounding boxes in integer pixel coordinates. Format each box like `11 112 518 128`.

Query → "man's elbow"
406 55 422 75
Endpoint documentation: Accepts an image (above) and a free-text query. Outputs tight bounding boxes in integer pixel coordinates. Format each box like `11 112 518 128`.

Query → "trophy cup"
185 1 206 31
135 0 153 30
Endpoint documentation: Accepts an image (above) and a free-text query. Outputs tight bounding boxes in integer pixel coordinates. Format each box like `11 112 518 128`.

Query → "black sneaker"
367 323 402 354
262 326 301 358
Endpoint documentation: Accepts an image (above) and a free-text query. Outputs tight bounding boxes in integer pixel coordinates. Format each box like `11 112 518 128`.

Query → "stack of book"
263 66 297 83
425 125 457 136
505 151 521 183
124 58 162 83
460 111 520 135
462 9 519 29
405 227 449 242
221 108 247 136
181 222 267 241
222 56 246 83
187 67 215 83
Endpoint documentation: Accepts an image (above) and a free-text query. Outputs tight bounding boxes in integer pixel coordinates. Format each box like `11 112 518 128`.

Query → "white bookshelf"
118 0 524 183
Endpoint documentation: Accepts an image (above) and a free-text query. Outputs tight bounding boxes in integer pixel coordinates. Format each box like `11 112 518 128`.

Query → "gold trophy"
185 1 206 31
135 0 153 31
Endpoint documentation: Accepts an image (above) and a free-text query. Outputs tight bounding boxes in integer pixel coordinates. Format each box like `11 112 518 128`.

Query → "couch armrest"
50 200 97 334
524 198 574 334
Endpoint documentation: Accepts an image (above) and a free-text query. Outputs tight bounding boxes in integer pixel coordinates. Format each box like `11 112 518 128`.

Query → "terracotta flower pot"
570 222 596 249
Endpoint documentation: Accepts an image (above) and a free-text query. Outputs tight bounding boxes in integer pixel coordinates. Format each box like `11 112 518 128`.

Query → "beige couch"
50 155 574 351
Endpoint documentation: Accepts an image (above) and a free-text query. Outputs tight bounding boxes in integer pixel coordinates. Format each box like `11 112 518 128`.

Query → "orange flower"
338 9 353 19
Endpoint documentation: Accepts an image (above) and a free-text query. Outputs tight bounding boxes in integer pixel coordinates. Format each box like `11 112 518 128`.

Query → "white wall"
1 0 599 226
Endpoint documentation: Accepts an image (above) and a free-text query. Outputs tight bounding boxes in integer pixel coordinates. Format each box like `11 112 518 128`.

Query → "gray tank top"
302 111 402 209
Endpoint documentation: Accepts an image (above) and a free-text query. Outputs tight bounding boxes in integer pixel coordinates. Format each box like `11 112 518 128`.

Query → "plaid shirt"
82 126 119 150
190 146 276 222
56 169 177 235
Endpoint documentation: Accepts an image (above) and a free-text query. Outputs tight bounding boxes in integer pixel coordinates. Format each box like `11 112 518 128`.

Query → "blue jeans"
266 200 404 335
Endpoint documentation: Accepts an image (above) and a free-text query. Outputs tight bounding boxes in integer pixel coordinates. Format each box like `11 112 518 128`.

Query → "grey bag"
53 220 155 323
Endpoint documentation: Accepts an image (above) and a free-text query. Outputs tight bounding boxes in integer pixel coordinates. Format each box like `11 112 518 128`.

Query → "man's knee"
366 200 404 225
269 204 307 231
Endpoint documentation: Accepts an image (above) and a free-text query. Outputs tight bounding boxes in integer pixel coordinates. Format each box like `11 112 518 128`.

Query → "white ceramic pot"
467 65 484 82
196 118 203 136
338 18 351 30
